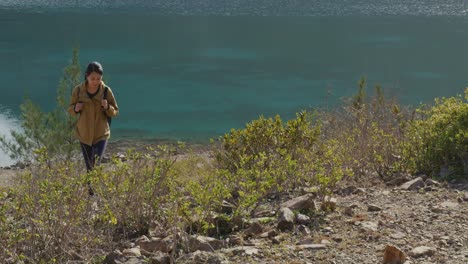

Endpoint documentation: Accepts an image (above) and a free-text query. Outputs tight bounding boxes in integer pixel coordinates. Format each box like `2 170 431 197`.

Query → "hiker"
68 61 119 173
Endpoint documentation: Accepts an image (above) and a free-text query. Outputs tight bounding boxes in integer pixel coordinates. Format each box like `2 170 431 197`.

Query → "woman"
68 61 119 173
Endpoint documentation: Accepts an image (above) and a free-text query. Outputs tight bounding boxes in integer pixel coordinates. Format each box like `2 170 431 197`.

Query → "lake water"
1 0 468 165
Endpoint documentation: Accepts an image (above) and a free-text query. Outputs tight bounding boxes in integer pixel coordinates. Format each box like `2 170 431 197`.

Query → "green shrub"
320 77 410 179
404 88 468 178
214 111 346 217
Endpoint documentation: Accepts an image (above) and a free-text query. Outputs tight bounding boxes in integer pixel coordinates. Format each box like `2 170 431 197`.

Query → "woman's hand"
101 99 108 110
75 102 84 112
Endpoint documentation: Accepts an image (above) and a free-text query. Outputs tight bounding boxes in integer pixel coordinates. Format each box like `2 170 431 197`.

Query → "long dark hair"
84 61 104 80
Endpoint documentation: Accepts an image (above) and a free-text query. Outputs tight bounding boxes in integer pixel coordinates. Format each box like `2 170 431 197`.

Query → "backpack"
103 87 112 127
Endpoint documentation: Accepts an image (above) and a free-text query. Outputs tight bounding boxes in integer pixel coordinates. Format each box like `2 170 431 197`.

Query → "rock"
136 235 150 243
354 188 366 195
386 173 412 186
122 257 147 264
123 248 141 257
399 177 425 191
440 201 458 209
390 231 406 239
15 161 26 169
463 193 468 202
338 185 356 195
409 246 435 258
103 250 125 264
344 206 354 216
188 236 225 252
425 178 440 186
368 204 383 212
383 245 406 264
360 221 378 232
227 235 243 246
296 225 311 235
293 244 327 251
296 213 311 225
138 238 172 253
244 221 263 237
280 194 316 211
431 207 445 214
176 250 224 264
3 166 11 170
222 246 260 256
259 229 277 239
277 207 295 231
321 239 332 245
297 237 314 245
68 250 84 261
149 252 170 264
321 196 337 212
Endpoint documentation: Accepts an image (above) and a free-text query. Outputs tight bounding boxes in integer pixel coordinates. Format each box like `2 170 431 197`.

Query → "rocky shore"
93 176 468 264
1 142 467 263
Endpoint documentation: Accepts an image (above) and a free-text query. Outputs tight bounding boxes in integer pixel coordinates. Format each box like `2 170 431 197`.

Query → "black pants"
80 140 107 172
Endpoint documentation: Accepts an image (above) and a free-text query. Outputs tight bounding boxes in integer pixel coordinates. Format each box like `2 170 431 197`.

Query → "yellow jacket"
67 81 119 146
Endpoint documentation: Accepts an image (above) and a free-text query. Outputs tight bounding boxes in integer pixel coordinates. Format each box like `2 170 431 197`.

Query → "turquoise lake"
1 1 468 165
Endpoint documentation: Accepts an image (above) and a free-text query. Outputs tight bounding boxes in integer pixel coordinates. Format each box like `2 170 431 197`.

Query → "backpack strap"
103 86 108 99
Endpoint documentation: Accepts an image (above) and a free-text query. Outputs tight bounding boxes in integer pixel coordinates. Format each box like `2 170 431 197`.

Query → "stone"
149 251 170 264
344 206 354 216
277 207 295 231
383 245 406 264
123 248 141 257
227 235 243 246
176 250 223 264
425 178 440 186
354 188 367 195
296 213 311 225
293 244 327 251
296 225 311 235
103 250 125 264
431 207 445 214
386 173 412 186
136 235 150 243
188 235 225 252
390 232 406 239
122 257 147 264
244 221 263 237
368 204 383 212
222 246 260 256
399 177 425 191
280 194 316 211
259 229 277 239
321 196 337 212
138 238 172 253
408 246 436 258
440 201 458 209
360 221 378 232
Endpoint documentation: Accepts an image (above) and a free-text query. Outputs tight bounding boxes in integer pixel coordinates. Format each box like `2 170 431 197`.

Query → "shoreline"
0 137 214 169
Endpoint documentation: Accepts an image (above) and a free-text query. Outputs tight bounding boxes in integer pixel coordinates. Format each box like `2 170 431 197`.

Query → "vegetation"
0 50 466 262
0 48 81 162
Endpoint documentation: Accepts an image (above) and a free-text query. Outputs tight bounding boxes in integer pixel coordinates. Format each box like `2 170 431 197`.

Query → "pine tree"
0 48 81 162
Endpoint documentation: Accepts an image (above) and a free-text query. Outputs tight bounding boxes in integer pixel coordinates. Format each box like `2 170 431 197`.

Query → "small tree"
0 48 81 162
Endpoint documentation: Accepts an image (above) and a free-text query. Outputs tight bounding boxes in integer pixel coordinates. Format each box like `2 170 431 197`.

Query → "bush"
213 111 346 217
404 88 468 178
320 77 411 180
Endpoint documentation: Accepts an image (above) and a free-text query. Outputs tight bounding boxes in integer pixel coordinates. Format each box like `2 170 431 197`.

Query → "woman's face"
86 72 102 89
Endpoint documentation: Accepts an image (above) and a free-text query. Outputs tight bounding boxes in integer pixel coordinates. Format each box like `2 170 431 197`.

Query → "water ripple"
1 0 468 16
